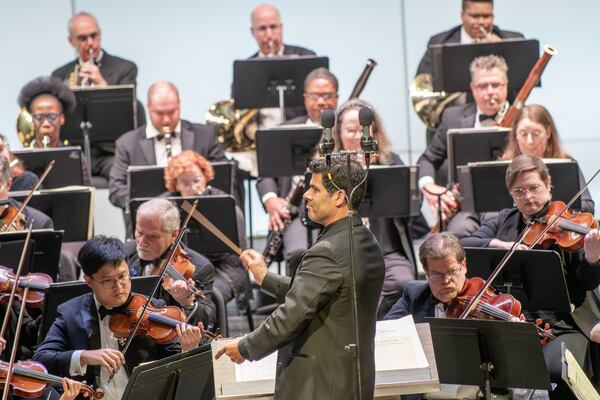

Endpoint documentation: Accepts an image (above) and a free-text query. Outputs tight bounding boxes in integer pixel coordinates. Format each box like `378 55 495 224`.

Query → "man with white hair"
125 198 217 330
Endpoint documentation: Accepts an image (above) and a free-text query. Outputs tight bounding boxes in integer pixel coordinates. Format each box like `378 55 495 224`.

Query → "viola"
0 266 51 308
108 293 218 345
0 360 103 399
151 246 205 299
447 277 555 345
524 200 598 252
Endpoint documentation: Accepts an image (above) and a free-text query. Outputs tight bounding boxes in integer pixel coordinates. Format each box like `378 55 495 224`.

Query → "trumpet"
68 47 94 88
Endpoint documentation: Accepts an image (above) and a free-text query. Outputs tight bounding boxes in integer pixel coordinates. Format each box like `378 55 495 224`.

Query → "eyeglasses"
92 274 131 289
516 129 545 139
305 92 338 101
31 113 62 124
74 31 99 42
511 184 543 199
178 176 205 188
428 268 462 282
472 82 506 91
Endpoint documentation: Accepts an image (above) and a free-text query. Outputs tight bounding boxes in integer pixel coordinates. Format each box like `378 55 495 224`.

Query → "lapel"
460 103 477 128
98 51 113 84
81 294 101 350
180 121 194 150
138 129 156 165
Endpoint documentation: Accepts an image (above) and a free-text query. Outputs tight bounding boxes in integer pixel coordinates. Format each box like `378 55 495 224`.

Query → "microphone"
359 107 378 166
319 109 336 167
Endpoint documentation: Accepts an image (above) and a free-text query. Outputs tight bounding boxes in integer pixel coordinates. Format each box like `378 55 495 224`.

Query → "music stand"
129 195 239 256
9 187 93 242
446 127 510 184
0 230 62 280
464 247 571 313
122 344 214 400
430 39 540 94
458 160 583 213
61 85 137 169
359 165 420 218
256 127 322 177
12 147 85 188
38 276 158 342
426 318 551 398
233 56 329 121
127 161 236 199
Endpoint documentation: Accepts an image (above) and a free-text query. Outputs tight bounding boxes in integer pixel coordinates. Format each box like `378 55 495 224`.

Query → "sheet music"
375 315 429 372
234 351 277 383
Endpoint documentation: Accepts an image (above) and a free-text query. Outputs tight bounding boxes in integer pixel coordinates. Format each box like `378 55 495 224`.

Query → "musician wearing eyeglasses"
418 54 510 237
415 0 523 77
33 236 202 400
461 154 600 400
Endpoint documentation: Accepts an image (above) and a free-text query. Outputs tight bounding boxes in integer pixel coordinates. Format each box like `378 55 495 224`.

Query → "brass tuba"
16 108 35 148
205 99 258 152
411 74 462 130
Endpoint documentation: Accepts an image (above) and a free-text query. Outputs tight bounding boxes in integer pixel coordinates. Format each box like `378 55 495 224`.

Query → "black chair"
211 287 228 338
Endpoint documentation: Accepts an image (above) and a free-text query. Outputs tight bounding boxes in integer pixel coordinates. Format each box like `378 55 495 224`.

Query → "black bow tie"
97 294 133 320
156 131 176 141
478 113 497 123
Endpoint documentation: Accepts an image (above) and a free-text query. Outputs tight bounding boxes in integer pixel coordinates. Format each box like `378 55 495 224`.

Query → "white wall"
1 1 599 227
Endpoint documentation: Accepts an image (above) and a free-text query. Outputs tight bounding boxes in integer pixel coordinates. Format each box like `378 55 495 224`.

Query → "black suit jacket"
417 102 477 185
249 44 316 123
108 119 226 209
33 292 180 388
52 50 137 86
238 215 384 399
416 25 524 76
125 241 217 329
383 280 438 323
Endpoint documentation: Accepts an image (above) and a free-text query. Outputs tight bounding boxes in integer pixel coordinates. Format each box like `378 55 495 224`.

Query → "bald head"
67 12 101 61
147 81 180 133
250 4 283 55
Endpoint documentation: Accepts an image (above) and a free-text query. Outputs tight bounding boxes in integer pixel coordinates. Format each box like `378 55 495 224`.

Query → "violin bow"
459 166 600 320
0 160 55 233
107 199 199 384
0 223 33 339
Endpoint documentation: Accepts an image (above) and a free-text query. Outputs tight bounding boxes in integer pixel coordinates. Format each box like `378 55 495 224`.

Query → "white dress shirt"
145 121 183 166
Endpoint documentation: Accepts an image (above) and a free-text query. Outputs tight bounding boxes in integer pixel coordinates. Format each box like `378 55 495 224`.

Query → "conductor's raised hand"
240 249 267 285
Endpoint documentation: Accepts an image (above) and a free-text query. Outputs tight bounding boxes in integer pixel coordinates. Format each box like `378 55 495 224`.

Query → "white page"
234 351 278 382
375 315 429 372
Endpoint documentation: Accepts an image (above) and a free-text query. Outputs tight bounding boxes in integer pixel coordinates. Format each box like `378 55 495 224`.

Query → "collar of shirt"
474 101 509 128
78 49 104 66
305 118 320 127
145 120 182 139
460 26 476 44
259 44 285 58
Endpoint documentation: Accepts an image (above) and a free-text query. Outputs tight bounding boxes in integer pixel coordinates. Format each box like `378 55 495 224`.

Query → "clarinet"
263 177 306 265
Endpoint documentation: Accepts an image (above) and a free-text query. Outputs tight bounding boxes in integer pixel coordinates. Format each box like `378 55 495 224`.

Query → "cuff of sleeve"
261 192 277 205
418 176 435 190
70 350 87 376
261 272 281 298
238 337 252 360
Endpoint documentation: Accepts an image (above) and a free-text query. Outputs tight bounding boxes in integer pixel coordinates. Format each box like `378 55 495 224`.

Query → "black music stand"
446 127 510 184
12 147 85 188
458 160 583 213
359 165 421 218
39 276 158 342
256 127 322 177
122 344 214 400
464 248 571 313
127 161 236 199
129 195 239 256
426 318 551 398
61 85 137 169
233 56 328 121
0 230 62 280
9 187 93 242
430 39 540 95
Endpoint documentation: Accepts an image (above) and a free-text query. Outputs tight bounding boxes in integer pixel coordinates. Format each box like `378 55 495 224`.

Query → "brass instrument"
67 48 94 89
16 108 35 148
205 100 258 152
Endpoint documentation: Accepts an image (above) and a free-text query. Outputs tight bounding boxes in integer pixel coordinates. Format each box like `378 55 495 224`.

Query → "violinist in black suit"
33 236 202 400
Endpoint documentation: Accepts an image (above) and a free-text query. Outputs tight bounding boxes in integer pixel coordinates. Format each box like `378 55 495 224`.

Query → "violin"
447 277 556 345
524 200 599 252
151 246 205 299
108 293 218 345
0 266 51 308
0 203 26 232
0 360 104 399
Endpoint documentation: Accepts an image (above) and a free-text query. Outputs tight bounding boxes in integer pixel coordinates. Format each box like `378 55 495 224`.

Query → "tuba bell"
410 73 462 130
16 108 35 148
